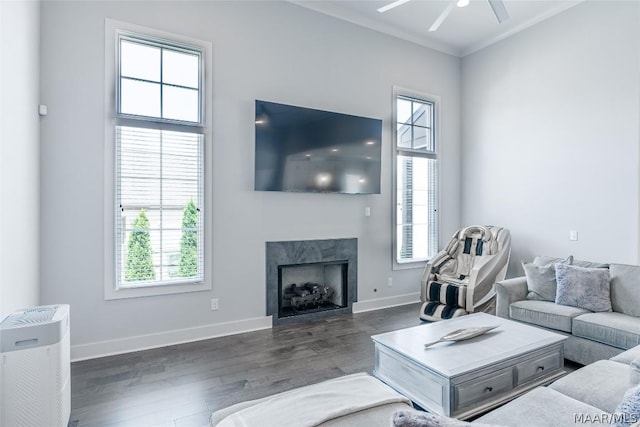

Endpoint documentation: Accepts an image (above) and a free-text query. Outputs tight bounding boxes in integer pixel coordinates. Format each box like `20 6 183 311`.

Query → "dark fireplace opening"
278 260 348 318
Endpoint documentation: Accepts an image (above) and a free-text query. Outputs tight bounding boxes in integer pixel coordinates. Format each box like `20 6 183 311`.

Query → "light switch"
365 207 371 217
569 230 578 241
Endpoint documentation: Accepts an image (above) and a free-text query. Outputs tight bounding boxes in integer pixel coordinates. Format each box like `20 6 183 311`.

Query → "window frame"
104 19 213 300
392 87 441 270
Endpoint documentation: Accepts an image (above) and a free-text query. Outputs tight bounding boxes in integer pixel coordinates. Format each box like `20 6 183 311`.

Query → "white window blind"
395 94 439 264
116 127 204 288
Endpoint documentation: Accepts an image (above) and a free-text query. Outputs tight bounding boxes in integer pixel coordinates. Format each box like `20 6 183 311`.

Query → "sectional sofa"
494 256 640 365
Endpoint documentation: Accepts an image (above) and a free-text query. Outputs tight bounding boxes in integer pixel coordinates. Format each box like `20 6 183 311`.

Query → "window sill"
105 280 211 300
392 259 428 271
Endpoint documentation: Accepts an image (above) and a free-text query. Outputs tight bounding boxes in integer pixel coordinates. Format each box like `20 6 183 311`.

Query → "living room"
1 0 639 426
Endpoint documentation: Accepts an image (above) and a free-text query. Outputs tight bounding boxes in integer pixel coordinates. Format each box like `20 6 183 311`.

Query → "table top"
371 313 567 378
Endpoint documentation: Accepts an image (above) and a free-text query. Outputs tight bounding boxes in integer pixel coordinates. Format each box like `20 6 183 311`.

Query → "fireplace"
266 238 357 325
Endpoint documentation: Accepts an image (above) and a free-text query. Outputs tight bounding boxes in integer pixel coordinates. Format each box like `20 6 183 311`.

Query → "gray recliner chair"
419 225 511 322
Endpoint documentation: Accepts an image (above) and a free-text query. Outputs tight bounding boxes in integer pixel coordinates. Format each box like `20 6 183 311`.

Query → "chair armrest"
420 260 435 302
420 250 451 301
463 249 510 311
493 276 528 319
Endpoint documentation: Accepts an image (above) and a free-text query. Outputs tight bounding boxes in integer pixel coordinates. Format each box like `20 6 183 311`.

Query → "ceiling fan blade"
377 0 411 13
488 0 510 23
428 2 455 32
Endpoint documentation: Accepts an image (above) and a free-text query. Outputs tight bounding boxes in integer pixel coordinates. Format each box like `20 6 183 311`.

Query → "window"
393 90 439 266
118 35 201 123
104 20 212 299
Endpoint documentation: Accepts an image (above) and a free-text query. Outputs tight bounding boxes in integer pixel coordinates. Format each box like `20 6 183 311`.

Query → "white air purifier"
0 304 70 427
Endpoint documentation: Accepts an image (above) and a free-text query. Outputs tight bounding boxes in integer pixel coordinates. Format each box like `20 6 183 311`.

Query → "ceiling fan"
377 0 510 32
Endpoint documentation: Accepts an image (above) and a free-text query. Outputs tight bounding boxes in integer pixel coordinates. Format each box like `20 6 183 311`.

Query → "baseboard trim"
71 295 420 361
352 293 420 313
70 316 273 362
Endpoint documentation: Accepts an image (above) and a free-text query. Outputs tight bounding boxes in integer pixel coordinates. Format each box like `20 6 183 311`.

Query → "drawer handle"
536 366 545 372
484 386 493 393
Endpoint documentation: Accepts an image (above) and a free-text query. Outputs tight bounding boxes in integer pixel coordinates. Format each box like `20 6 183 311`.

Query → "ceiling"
291 0 583 57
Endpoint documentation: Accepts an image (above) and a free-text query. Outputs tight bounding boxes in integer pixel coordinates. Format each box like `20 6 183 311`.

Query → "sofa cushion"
611 345 640 365
573 312 640 350
476 387 611 427
210 373 411 427
549 360 631 414
555 264 612 312
510 300 588 333
523 256 573 302
610 264 640 317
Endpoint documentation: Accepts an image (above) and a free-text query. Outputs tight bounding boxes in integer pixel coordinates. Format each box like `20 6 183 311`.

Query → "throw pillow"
391 410 504 427
523 255 573 301
613 384 640 427
555 263 612 312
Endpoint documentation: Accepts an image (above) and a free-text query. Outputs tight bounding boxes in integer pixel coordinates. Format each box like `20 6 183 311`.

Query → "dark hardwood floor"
69 303 422 427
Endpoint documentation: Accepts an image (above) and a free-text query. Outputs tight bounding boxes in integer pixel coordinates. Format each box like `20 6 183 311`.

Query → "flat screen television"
254 100 382 194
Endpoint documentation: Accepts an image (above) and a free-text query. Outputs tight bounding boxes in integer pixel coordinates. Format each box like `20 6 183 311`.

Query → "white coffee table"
371 313 567 420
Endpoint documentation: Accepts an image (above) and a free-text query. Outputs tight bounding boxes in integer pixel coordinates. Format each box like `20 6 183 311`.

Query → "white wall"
39 1 461 357
461 1 640 275
0 1 41 319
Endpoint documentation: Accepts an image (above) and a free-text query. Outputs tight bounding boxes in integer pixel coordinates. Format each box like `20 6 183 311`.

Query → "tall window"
394 92 439 265
114 32 205 290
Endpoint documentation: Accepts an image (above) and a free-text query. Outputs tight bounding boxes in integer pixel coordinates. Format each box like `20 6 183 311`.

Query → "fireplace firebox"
278 260 348 318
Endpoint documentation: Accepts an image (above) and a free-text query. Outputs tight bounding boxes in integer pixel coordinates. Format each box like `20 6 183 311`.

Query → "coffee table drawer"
517 352 561 385
454 368 513 408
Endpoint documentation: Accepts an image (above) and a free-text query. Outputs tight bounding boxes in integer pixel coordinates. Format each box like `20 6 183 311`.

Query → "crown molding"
289 0 462 57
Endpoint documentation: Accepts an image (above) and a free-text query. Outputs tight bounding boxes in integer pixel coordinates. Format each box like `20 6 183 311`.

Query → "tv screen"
254 100 382 194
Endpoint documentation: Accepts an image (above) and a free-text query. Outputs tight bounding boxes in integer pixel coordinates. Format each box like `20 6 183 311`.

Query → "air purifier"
0 304 70 427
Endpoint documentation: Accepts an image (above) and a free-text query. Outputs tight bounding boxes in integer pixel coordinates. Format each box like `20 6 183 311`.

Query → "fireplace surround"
266 238 357 325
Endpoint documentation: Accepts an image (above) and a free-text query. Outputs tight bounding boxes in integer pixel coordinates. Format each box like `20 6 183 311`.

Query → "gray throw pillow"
523 255 573 301
613 384 640 427
391 410 503 427
555 263 612 312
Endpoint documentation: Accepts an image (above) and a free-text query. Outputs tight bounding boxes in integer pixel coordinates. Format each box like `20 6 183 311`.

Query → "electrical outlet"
210 298 219 311
387 277 393 287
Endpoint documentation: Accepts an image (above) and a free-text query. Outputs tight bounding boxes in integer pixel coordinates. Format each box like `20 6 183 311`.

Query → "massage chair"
419 225 511 322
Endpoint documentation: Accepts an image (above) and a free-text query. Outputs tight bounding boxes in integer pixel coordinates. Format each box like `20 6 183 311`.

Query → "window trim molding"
392 86 441 271
104 19 213 300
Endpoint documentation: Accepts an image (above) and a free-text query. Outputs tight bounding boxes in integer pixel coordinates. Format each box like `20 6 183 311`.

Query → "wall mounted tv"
254 100 382 194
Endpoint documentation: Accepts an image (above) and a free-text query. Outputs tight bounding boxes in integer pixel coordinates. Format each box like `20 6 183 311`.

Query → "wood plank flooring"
69 303 422 427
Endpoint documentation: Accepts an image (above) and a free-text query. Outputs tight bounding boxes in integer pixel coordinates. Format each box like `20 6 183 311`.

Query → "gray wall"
0 0 41 319
39 1 461 351
461 1 640 275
